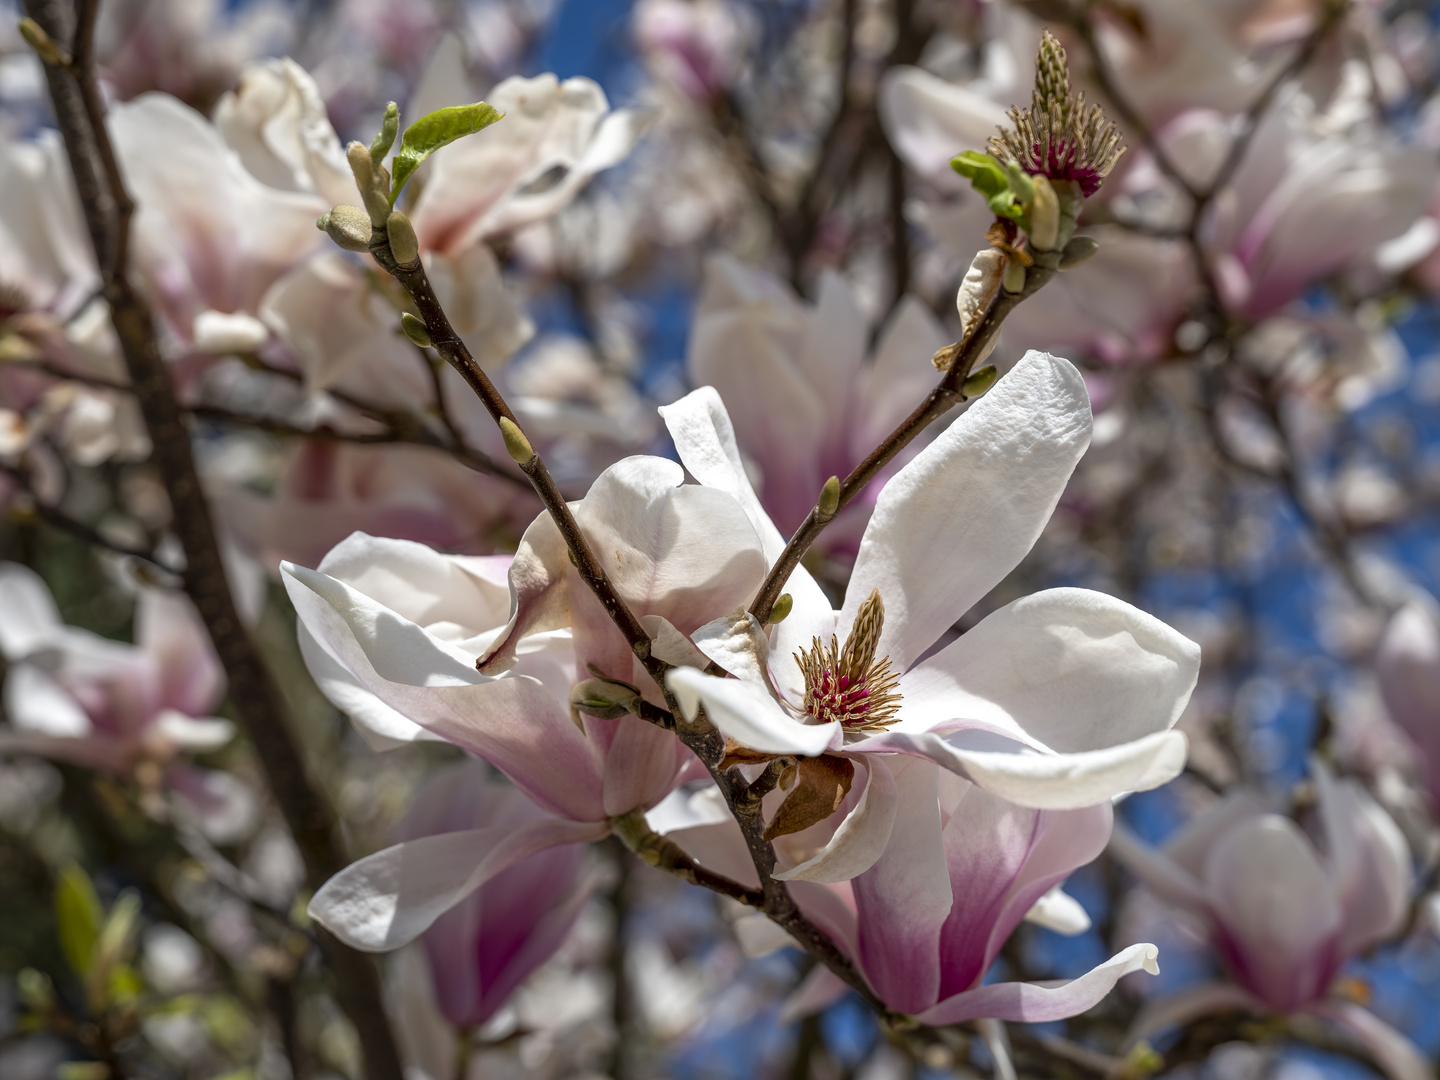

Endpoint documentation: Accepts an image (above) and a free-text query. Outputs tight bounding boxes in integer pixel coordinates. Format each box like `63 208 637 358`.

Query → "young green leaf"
950 151 1025 223
389 103 504 205
55 864 103 978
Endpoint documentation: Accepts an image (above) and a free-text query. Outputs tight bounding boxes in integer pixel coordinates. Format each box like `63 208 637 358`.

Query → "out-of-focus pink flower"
1376 600 1440 808
1109 761 1427 1080
0 563 251 841
634 0 743 102
686 255 948 546
403 760 594 1030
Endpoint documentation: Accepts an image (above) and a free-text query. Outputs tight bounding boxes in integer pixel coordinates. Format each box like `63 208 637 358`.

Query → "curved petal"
914 943 1160 1025
478 509 572 674
878 66 1011 180
842 352 1092 673
598 714 688 816
308 817 609 952
775 757 899 883
779 965 851 1024
1024 886 1092 936
666 667 838 756
0 562 64 659
852 756 952 1015
851 728 1188 810
1106 819 1211 917
1307 1000 1435 1080
1376 601 1440 791
297 622 435 750
899 588 1200 753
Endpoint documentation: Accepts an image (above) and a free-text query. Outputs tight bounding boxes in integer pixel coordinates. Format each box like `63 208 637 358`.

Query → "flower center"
795 588 902 732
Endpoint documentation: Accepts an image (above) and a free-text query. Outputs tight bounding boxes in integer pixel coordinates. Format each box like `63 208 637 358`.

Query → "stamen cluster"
795 589 902 732
987 30 1125 198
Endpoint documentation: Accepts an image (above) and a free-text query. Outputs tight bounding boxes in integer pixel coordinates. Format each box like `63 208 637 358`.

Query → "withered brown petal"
720 739 777 770
763 755 855 841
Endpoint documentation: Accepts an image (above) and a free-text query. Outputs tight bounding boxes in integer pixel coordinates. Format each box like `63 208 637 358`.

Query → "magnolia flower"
0 563 251 841
686 255 948 547
652 758 1160 1024
281 473 765 948
1109 761 1427 1080
658 351 1199 882
1376 599 1440 808
633 0 744 102
402 760 595 1030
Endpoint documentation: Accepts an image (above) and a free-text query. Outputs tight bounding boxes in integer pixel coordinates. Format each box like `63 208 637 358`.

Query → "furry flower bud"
386 211 420 267
317 204 374 252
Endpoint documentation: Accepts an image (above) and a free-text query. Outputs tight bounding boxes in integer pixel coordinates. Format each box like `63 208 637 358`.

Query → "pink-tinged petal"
167 765 258 844
296 623 436 750
0 562 64 659
309 817 610 952
478 511 572 674
1307 1000 1435 1080
598 714 688 816
1312 760 1412 957
852 757 952 1014
878 67 1011 180
658 386 786 561
283 562 606 822
899 588 1200 752
1203 815 1342 1010
851 728 1188 810
1128 982 1267 1045
1023 887 1091 935
1162 790 1273 880
843 352 1092 673
798 271 868 427
666 668 838 756
779 965 851 1024
775 757 899 883
914 943 1160 1025
1376 600 1440 795
136 590 224 718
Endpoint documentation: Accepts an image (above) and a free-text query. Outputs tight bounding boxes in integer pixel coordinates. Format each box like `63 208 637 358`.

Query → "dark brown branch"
748 264 1057 622
609 808 764 907
22 3 406 1075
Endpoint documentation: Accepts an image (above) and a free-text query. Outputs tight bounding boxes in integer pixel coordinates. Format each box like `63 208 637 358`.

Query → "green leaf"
55 864 103 978
951 151 1025 222
389 103 504 205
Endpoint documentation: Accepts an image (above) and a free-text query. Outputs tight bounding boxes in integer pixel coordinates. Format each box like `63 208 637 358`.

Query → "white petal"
1307 1000 1435 1080
1128 982 1267 1045
733 913 797 957
842 351 1092 673
309 817 609 951
851 728 1188 809
665 667 838 756
0 562 64 659
296 621 434 750
899 588 1200 752
639 615 709 669
192 309 269 354
153 711 235 752
878 66 1011 179
775 757 899 883
692 609 769 684
1023 886 1092 936
4 663 91 737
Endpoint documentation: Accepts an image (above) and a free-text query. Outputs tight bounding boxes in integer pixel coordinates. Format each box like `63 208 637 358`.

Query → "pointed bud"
499 417 535 466
370 102 400 161
1002 259 1027 294
1059 235 1099 269
386 210 420 267
817 476 841 519
347 142 391 226
768 593 793 624
571 678 640 720
317 204 374 252
1027 175 1060 251
962 365 999 398
400 312 431 347
18 17 68 66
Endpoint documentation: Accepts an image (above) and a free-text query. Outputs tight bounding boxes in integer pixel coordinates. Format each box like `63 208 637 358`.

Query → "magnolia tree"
2 1 1440 1079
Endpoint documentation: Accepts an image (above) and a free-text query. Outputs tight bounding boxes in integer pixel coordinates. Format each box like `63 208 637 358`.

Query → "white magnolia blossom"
660 351 1200 881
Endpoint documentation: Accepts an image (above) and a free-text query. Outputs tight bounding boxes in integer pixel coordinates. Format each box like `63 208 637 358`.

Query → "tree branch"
22 3 405 1075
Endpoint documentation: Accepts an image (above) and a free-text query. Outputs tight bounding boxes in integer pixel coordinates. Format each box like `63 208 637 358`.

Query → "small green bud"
400 312 431 347
386 210 420 267
768 593 793 624
571 678 639 720
1027 175 1060 251
18 17 68 66
962 365 999 398
817 476 841 519
1002 259 1027 294
499 417 535 466
318 204 374 252
346 142 391 226
1003 160 1034 206
370 101 400 161
1060 235 1099 269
